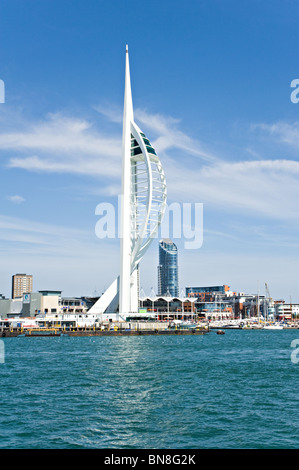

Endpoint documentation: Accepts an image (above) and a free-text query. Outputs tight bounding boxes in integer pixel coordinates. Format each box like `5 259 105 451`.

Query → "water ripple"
0 331 298 448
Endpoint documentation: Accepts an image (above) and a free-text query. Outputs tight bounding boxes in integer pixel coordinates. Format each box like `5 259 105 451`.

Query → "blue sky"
1 0 299 301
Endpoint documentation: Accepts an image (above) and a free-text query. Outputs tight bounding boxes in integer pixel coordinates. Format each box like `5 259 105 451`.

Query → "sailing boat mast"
257 280 260 323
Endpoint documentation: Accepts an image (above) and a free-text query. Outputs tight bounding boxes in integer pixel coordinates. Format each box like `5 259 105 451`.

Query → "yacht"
263 323 284 330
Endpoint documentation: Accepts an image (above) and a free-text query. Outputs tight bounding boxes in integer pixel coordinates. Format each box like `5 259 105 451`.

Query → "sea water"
0 329 298 449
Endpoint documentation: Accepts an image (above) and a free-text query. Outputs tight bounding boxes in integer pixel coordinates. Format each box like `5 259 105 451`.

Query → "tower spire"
88 47 167 319
119 45 134 313
124 45 134 121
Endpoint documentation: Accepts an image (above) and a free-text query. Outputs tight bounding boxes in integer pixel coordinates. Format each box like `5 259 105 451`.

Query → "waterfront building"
194 300 233 319
139 293 197 321
0 297 22 318
186 285 234 319
35 312 101 329
12 273 32 299
59 297 88 314
157 239 179 297
21 292 42 316
88 46 167 319
186 288 273 320
186 285 231 297
275 302 299 321
0 290 89 319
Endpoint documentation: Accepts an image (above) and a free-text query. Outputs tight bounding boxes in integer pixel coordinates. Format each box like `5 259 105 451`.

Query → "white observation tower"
89 46 167 319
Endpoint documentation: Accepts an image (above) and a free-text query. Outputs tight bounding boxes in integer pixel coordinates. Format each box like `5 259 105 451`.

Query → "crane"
265 282 272 302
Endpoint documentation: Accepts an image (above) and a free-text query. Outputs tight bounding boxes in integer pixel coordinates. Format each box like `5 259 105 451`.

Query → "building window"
146 146 156 155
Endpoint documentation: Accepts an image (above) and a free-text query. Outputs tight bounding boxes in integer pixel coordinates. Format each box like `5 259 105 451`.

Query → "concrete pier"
1 322 209 337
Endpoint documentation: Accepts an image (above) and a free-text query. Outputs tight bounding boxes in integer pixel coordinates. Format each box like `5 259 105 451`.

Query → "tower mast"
88 47 167 319
119 45 134 314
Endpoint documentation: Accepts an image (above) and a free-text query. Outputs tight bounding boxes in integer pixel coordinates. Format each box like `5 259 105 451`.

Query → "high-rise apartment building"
12 274 33 299
158 239 178 297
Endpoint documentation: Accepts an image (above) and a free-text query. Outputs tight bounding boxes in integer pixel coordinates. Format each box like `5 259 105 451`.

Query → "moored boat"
263 323 284 330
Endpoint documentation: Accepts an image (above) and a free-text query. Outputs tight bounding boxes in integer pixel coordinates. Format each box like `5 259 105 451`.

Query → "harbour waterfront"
0 329 298 449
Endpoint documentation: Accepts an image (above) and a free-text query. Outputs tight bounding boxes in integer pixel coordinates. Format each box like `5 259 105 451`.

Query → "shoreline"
1 320 298 338
1 325 209 338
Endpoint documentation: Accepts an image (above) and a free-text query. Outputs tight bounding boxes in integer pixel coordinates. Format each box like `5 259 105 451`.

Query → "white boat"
263 323 284 330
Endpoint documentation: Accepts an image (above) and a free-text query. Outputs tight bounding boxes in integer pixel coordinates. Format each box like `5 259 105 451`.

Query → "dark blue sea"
0 329 298 449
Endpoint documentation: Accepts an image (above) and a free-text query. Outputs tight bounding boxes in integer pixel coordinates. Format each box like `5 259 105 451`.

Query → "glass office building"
158 239 179 297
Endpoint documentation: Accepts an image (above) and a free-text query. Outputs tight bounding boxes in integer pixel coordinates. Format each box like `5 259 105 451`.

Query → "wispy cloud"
0 111 121 177
94 103 122 124
0 213 120 297
0 213 119 260
6 195 25 204
95 104 218 163
0 112 117 154
252 121 299 151
135 108 218 163
2 109 299 298
0 214 89 246
166 158 299 221
2 106 299 224
8 154 120 177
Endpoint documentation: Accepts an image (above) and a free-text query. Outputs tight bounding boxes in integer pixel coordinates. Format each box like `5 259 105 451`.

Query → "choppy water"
0 329 298 449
